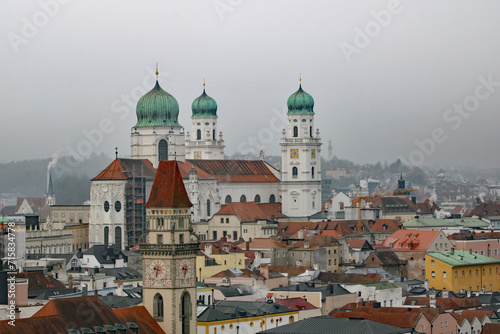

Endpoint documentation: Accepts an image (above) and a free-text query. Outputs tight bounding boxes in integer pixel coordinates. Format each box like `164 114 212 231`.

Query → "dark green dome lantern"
287 78 314 115
134 66 181 127
191 81 218 118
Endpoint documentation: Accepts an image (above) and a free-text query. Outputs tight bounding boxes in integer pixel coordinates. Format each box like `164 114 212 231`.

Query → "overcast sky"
1 1 499 169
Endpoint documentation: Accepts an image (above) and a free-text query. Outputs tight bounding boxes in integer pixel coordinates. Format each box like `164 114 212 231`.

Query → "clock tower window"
153 293 164 320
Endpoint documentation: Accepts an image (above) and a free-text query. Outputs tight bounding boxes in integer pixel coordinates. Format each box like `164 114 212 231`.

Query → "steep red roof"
464 203 500 218
146 161 192 208
176 160 215 179
450 206 464 215
483 323 500 334
274 297 318 310
404 296 480 310
92 158 156 181
215 202 283 222
187 159 280 183
114 306 166 333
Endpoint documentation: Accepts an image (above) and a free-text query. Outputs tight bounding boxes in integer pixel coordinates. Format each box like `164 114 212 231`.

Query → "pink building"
449 231 500 260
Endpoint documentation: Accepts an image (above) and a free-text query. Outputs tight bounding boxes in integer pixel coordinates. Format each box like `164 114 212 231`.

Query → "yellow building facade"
426 250 500 293
196 250 246 281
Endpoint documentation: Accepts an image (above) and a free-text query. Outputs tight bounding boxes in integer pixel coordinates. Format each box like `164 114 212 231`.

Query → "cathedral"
89 67 322 249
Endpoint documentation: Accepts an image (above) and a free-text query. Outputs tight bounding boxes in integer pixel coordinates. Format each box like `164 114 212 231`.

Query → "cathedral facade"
89 69 322 248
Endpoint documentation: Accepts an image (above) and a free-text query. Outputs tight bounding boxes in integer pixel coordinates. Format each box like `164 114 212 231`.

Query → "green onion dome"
134 80 180 127
191 88 217 118
287 84 314 114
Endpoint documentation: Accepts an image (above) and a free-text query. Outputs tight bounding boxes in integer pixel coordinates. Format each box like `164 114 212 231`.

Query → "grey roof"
34 288 76 300
83 244 126 264
258 316 413 334
198 301 294 322
272 283 351 299
99 267 142 280
213 284 254 297
26 253 79 263
99 295 142 309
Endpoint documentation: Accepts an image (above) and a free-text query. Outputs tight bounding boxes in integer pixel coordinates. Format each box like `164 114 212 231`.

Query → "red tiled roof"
176 160 214 179
316 272 381 284
483 323 500 334
274 297 318 310
215 202 284 222
346 238 369 250
211 268 265 279
114 306 166 333
450 206 464 215
187 159 280 183
404 296 480 310
14 271 66 290
92 158 156 181
5 296 165 333
370 197 417 213
460 309 496 321
382 229 442 252
146 161 192 208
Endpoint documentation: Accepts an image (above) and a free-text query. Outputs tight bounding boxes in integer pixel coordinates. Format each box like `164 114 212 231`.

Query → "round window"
104 201 110 212
115 201 121 212
205 122 209 126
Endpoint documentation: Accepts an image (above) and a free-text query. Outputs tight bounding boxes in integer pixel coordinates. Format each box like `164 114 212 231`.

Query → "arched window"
310 126 313 137
206 199 211 217
254 195 261 203
181 292 191 334
104 226 109 246
269 194 276 203
115 201 121 212
104 201 110 212
197 129 201 140
240 195 246 202
293 126 298 138
153 293 164 320
158 139 168 161
292 167 298 179
311 166 315 179
115 226 122 247
213 129 216 140
225 195 232 204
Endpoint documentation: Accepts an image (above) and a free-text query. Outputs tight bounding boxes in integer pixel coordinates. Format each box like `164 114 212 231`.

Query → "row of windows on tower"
196 129 216 140
104 201 121 212
291 167 315 179
103 226 122 246
293 126 313 138
224 194 276 204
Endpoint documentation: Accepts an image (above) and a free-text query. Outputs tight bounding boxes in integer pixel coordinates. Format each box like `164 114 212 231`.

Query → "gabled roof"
146 161 192 208
464 203 500 218
346 238 373 251
483 323 500 334
451 206 464 215
459 309 496 322
215 202 284 222
113 305 166 333
273 297 318 311
414 199 440 214
370 197 417 213
92 158 156 181
187 159 280 183
211 268 269 279
404 296 481 310
365 251 404 266
198 300 294 322
382 229 443 252
16 197 46 214
261 315 411 334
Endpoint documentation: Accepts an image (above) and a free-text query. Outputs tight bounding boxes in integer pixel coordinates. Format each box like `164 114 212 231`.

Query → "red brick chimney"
68 275 73 289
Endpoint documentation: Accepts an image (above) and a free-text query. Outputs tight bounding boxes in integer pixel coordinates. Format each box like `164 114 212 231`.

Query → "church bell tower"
141 161 198 334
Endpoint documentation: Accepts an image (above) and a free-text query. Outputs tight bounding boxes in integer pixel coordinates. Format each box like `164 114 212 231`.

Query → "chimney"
469 249 473 254
298 229 304 239
246 241 250 251
68 275 73 289
82 284 88 296
221 237 227 243
117 281 124 296
205 244 212 256
451 248 454 255
442 288 449 298
304 240 309 249
329 284 334 294
15 307 21 319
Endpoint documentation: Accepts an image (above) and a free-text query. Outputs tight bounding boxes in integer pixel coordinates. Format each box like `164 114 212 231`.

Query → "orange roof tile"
483 323 500 334
215 202 283 222
187 159 280 183
382 229 441 252
114 306 166 333
146 161 192 208
92 158 156 181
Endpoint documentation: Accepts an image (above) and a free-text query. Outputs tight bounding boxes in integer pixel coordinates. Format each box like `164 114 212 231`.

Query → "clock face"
311 149 316 159
290 149 299 159
194 151 201 160
176 258 195 287
144 259 172 287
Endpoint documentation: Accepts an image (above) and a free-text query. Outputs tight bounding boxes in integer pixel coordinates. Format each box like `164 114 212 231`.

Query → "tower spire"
203 78 205 92
299 73 302 87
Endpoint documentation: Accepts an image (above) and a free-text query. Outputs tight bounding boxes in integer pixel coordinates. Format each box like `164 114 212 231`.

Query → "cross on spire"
155 62 159 81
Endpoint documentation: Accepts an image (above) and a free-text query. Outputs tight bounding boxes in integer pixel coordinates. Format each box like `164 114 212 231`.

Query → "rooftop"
427 250 500 267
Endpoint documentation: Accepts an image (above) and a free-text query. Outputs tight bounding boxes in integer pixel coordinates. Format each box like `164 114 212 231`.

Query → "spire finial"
299 73 302 86
203 78 206 91
115 147 118 159
155 63 159 82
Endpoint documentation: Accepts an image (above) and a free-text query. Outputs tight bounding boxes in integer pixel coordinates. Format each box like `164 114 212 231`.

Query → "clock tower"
141 160 198 334
280 80 322 217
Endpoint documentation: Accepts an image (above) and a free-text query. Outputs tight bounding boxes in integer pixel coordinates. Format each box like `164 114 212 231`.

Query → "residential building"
197 300 299 334
426 250 500 293
363 251 407 277
402 218 488 235
382 230 453 279
197 239 246 281
342 282 404 307
448 231 500 260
